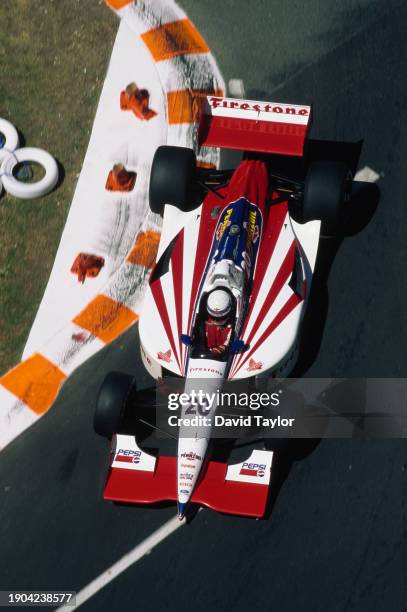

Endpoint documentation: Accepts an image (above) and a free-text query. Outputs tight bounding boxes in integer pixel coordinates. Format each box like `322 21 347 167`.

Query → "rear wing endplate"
198 96 312 157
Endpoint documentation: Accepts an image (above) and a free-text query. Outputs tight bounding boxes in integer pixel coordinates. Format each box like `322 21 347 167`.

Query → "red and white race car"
94 96 353 519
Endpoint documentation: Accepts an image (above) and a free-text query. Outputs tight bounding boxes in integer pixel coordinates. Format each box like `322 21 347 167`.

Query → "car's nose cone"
177 502 187 520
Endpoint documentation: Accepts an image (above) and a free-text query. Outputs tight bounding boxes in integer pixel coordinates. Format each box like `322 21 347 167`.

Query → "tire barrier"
0 119 58 199
0 117 19 194
0 147 59 199
0 118 19 163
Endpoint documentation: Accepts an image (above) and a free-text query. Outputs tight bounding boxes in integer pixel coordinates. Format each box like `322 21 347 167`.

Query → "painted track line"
56 515 185 610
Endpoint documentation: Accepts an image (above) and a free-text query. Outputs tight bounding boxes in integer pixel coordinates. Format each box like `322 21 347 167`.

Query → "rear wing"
198 96 312 157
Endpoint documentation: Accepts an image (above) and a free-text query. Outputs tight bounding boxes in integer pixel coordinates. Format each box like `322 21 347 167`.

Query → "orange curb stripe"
0 353 66 415
126 231 161 268
141 19 209 62
167 88 224 124
73 294 138 344
105 0 133 9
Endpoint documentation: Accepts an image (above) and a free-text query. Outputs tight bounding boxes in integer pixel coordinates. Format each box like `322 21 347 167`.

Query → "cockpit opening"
190 288 236 361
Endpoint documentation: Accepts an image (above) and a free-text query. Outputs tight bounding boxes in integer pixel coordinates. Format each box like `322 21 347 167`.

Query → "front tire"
149 145 196 216
94 372 136 438
300 161 352 233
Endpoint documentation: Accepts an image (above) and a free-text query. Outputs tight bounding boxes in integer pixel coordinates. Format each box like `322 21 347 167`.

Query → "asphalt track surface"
2 1 407 610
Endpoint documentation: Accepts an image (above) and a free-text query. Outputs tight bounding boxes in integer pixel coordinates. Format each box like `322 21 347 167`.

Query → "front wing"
103 434 274 518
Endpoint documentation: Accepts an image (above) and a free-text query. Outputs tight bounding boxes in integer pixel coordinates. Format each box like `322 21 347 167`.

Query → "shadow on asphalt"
264 438 322 520
292 180 380 378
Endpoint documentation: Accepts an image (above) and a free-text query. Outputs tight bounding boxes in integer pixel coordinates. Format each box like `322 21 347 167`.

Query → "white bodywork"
139 206 320 380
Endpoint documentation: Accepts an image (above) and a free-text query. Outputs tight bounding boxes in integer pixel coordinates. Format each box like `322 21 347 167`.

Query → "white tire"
0 118 19 163
0 118 19 194
0 147 59 199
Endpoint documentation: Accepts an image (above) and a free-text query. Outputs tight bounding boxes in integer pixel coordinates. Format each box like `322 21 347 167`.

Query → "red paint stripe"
239 201 288 342
236 292 302 374
171 230 184 371
115 455 133 463
246 240 296 346
232 239 296 376
150 280 181 372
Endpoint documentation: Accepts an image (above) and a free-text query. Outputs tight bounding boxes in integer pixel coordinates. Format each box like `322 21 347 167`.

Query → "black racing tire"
149 145 196 215
94 372 136 438
300 161 353 233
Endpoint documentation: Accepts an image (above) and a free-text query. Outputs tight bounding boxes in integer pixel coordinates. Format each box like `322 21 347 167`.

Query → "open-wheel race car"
94 96 354 519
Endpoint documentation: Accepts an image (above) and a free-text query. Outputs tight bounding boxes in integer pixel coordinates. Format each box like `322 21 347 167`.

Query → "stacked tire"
0 117 58 199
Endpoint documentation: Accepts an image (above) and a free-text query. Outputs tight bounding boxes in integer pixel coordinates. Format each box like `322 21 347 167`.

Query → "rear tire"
94 372 136 438
149 145 196 216
300 161 352 234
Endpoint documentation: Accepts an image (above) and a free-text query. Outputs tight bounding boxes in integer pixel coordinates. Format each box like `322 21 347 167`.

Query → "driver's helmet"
207 289 232 319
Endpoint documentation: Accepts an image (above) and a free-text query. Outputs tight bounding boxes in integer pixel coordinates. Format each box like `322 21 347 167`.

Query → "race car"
94 96 353 519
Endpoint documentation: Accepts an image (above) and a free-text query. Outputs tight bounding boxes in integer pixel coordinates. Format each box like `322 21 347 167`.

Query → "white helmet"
207 289 232 318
